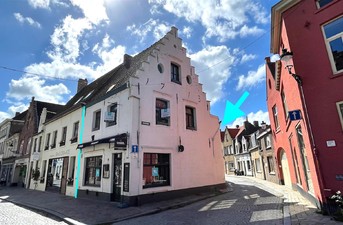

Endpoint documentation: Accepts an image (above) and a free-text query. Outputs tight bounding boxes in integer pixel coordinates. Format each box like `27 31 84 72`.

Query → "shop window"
323 16 343 74
84 156 102 186
185 106 196 130
93 110 101 131
68 156 76 186
143 153 170 188
171 63 181 84
156 99 170 126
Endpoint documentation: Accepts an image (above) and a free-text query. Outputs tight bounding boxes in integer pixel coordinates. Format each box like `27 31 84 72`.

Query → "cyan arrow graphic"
223 91 250 126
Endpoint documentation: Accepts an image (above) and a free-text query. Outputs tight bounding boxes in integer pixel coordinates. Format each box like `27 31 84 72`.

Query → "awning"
77 133 127 149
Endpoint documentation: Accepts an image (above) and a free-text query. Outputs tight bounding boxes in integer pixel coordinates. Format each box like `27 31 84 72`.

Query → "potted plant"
330 190 343 221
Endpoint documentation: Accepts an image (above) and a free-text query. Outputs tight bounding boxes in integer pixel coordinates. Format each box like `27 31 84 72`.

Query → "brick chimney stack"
77 78 88 92
123 54 132 69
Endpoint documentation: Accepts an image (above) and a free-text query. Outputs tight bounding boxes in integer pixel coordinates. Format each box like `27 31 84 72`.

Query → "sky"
0 0 280 129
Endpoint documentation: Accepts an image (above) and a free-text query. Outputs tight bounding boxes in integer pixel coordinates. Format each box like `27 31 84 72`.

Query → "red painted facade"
267 0 343 209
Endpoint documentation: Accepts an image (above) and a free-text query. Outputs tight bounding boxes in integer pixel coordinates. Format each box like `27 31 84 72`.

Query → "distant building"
267 0 343 210
222 127 239 175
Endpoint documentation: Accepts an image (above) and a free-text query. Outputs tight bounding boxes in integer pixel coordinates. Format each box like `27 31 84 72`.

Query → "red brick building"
267 0 343 210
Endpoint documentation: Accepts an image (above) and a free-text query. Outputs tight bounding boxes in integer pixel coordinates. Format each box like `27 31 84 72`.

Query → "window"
171 63 181 83
337 101 343 130
156 99 170 126
60 126 67 146
265 136 271 149
255 158 261 172
185 106 196 130
223 146 229 156
281 90 288 120
33 138 37 152
323 16 343 73
38 136 42 152
267 156 275 173
106 103 117 127
272 105 280 130
247 160 251 170
143 153 170 188
93 110 101 131
51 131 57 149
41 160 47 183
229 162 235 171
68 156 76 186
84 156 102 186
71 122 79 143
45 133 50 150
316 0 333 8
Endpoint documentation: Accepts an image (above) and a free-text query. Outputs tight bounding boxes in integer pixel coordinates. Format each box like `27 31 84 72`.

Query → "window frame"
106 103 118 127
143 153 170 189
316 0 333 9
93 110 101 131
267 156 275 174
60 126 67 146
185 106 196 130
336 101 343 130
322 16 343 74
272 105 280 130
51 131 57 149
45 133 50 150
84 156 102 187
155 98 170 126
171 62 181 84
71 121 79 143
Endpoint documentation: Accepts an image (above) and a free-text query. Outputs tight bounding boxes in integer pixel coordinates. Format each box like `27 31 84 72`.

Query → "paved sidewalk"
0 176 340 225
0 186 227 225
226 175 340 225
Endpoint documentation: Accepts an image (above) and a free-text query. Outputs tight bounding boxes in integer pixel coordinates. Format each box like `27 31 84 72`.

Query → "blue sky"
0 0 279 129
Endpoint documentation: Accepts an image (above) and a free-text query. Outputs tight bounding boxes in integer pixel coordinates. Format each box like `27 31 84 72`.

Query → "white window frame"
322 16 343 74
336 101 343 130
272 105 280 130
92 110 101 131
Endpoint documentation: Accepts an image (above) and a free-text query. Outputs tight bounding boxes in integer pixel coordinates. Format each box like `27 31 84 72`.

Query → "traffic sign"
288 110 302 121
132 145 138 153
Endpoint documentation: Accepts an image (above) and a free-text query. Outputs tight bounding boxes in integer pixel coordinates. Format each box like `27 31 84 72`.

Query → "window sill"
171 80 182 85
143 183 170 189
92 128 100 132
186 127 197 131
330 71 343 79
269 172 276 175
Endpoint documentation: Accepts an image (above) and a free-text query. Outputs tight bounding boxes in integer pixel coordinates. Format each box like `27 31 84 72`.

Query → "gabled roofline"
271 0 301 53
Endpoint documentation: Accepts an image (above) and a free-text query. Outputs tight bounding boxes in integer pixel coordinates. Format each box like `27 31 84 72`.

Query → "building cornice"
271 0 301 53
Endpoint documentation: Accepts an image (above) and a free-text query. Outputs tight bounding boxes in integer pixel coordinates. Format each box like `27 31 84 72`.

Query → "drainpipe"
74 105 86 198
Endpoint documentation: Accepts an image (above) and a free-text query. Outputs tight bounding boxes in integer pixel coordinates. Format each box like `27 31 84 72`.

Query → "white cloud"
70 0 109 25
28 0 68 9
14 13 41 28
227 110 270 128
0 112 11 122
182 26 192 38
149 0 268 41
127 19 169 43
241 54 257 64
48 16 92 63
190 45 238 104
28 0 50 9
236 64 266 90
6 76 70 104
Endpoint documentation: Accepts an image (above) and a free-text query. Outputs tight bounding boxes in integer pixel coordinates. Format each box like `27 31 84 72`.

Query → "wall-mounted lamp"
280 49 302 85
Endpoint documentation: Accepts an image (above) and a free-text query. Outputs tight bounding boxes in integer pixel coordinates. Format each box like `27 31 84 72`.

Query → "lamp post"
280 49 302 85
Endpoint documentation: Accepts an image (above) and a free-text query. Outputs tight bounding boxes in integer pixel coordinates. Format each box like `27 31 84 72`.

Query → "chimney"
253 121 259 127
15 112 20 117
236 125 239 128
123 54 132 69
261 121 267 129
171 26 178 37
77 78 88 92
265 57 270 63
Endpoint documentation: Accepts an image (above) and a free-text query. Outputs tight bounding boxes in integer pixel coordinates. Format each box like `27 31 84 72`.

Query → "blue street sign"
288 110 302 121
132 145 138 153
